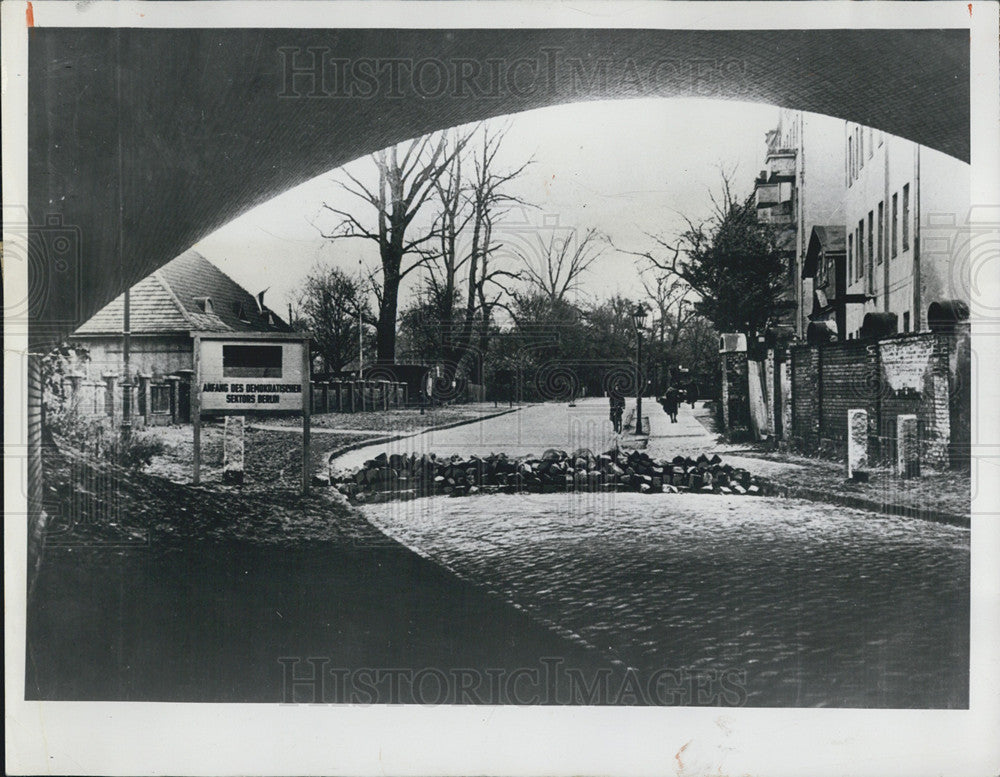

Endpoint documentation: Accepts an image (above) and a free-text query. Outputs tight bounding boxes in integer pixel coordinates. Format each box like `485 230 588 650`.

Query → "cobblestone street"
348 399 970 708
365 490 969 708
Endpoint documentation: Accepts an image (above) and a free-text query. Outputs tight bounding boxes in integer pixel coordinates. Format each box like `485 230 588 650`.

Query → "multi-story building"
840 123 970 338
753 109 846 339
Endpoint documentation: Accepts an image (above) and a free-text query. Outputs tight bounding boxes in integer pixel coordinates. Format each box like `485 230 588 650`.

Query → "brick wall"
789 331 960 469
877 334 947 466
791 345 820 450
949 323 971 467
819 341 870 442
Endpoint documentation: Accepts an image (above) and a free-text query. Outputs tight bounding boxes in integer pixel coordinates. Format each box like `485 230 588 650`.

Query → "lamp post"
632 302 648 435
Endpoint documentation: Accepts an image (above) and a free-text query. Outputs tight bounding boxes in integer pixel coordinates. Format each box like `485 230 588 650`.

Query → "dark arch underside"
26 27 969 345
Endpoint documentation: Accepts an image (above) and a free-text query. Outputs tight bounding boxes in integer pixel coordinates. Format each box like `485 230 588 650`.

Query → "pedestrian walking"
609 388 625 434
659 386 679 423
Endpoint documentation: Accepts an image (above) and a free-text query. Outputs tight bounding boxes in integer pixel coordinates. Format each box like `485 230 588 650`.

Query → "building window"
867 126 873 157
848 135 854 184
858 127 864 167
858 221 865 282
902 311 910 333
848 233 854 282
867 211 874 284
151 384 171 414
902 183 911 251
877 201 884 264
892 192 899 258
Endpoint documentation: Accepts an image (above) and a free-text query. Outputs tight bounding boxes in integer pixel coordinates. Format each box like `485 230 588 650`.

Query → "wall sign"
191 332 312 493
198 337 307 413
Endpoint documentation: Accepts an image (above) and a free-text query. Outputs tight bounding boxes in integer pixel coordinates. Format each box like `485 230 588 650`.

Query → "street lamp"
632 302 648 435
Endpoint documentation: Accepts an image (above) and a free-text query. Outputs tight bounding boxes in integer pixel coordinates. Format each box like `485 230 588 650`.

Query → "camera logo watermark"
3 208 83 334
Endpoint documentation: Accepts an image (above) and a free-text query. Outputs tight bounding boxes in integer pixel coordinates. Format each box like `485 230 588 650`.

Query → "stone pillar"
102 372 118 421
65 371 84 411
865 341 881 463
896 414 920 478
720 357 730 432
138 374 152 426
223 415 246 485
764 349 776 437
847 408 869 481
166 375 181 424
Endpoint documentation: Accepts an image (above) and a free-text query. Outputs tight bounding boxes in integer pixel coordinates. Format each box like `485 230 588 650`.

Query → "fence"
56 375 427 424
310 380 408 414
57 372 186 428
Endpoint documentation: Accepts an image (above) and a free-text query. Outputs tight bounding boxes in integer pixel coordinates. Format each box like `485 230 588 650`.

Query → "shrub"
114 431 166 470
46 406 165 471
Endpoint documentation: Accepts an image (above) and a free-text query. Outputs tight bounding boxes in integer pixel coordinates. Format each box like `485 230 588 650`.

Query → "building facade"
69 250 292 423
841 123 970 338
754 109 846 338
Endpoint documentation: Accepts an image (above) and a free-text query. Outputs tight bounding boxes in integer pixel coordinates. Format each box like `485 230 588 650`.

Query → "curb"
324 406 525 469
762 480 970 528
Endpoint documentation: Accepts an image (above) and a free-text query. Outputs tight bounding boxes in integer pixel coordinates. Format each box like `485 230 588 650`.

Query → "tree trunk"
377 258 402 363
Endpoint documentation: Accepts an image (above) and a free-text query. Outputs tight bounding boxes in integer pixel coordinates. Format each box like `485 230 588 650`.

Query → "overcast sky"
193 98 841 317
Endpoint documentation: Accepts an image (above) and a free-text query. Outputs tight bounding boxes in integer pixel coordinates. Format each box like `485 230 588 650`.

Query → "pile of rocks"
330 448 770 504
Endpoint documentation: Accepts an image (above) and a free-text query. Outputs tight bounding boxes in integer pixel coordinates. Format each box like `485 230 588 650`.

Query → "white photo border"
4 2 999 775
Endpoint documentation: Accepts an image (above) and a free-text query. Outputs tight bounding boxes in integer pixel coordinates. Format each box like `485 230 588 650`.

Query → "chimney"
256 288 269 313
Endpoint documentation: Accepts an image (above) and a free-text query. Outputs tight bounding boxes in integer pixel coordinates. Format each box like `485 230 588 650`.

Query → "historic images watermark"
278 47 749 101
278 657 748 706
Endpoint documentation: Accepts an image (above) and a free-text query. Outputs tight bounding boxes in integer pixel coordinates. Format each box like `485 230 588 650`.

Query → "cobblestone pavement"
364 491 969 708
343 398 968 707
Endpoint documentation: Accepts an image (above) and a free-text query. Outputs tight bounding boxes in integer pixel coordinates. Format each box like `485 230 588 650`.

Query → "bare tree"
319 131 471 363
517 227 603 305
639 270 699 349
455 125 531 377
426 130 477 360
426 124 531 378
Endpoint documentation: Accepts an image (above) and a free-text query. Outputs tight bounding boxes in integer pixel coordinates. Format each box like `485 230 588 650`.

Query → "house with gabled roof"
69 250 292 421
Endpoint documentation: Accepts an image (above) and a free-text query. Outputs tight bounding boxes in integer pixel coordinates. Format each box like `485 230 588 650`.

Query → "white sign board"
198 337 306 413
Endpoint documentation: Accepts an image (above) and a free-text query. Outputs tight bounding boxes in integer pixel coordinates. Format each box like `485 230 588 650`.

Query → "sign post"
301 338 311 495
192 333 202 485
191 332 312 494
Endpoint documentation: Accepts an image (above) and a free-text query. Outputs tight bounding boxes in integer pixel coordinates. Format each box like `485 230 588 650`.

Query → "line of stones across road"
328 448 773 505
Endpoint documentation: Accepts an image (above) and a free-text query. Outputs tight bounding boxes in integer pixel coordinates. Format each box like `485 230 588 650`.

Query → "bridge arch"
28 27 968 343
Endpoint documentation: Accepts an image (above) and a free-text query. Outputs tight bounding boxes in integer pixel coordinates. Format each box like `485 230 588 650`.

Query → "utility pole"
121 285 132 438
358 257 364 378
